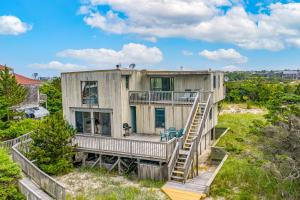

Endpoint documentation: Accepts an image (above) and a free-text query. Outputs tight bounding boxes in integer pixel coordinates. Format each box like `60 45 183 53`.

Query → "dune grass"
210 113 298 199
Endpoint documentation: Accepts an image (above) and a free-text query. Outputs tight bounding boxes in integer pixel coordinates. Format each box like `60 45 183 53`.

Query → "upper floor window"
155 108 165 128
213 75 217 89
150 77 174 91
218 75 221 88
125 75 130 89
81 81 98 105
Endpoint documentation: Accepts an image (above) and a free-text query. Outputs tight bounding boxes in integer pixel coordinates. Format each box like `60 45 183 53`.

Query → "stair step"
174 166 184 170
172 170 184 174
176 161 185 165
171 176 184 180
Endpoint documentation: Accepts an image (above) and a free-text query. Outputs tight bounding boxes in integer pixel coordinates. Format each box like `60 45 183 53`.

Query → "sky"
1 0 300 77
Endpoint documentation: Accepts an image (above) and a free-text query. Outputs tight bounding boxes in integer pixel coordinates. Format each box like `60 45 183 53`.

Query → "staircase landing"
162 171 214 200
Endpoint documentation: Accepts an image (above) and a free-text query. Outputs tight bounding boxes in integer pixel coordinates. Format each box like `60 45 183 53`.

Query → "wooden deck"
73 134 177 162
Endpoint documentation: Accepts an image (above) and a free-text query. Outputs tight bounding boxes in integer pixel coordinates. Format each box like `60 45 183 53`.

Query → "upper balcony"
129 91 199 105
129 91 212 105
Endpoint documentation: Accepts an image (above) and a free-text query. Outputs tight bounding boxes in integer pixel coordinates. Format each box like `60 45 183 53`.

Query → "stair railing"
182 92 200 147
182 92 213 183
167 141 180 180
196 92 213 145
183 138 197 183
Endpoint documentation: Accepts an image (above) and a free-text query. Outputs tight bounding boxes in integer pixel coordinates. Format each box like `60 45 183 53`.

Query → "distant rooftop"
0 64 40 85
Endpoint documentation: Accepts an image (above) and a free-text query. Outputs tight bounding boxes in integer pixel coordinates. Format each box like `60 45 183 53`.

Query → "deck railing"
167 141 180 179
0 132 32 150
129 91 198 105
12 141 66 200
73 134 177 161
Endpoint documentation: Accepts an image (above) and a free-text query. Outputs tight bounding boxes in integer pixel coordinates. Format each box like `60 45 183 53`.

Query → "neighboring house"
0 64 49 118
281 70 300 80
62 68 225 181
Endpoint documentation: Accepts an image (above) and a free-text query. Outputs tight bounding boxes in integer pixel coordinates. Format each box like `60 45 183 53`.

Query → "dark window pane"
81 81 98 104
155 108 165 128
213 75 217 89
75 111 91 133
150 77 174 91
125 75 129 89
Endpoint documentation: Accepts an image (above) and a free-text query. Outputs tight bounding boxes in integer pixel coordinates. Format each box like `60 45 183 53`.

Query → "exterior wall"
211 72 225 103
62 71 123 138
62 69 224 139
135 105 192 134
21 84 39 107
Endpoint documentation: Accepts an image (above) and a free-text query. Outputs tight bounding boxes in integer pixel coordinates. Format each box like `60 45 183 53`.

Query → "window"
125 75 130 89
155 108 165 128
150 77 174 91
209 108 213 120
81 81 98 104
218 75 221 88
75 111 91 133
213 75 217 89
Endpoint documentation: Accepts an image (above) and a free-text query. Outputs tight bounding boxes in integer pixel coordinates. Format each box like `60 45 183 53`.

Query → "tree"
29 113 75 175
0 67 27 121
40 77 62 114
0 149 24 199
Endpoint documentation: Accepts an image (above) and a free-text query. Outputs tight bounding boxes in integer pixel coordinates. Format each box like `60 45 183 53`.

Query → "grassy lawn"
210 113 297 200
58 167 167 200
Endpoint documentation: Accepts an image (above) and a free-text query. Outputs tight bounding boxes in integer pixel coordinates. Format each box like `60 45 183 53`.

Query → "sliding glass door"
94 112 111 137
75 111 91 133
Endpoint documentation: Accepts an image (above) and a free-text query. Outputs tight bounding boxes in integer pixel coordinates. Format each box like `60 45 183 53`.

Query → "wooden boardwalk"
19 177 53 200
162 171 214 200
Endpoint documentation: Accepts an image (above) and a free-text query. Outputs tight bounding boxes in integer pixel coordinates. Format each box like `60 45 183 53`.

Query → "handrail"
0 132 32 150
129 90 198 105
181 92 213 182
183 139 196 182
12 140 66 200
73 134 177 161
182 92 200 146
167 141 180 179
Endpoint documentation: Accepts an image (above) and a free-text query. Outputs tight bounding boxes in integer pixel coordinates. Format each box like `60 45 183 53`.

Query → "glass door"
94 112 111 136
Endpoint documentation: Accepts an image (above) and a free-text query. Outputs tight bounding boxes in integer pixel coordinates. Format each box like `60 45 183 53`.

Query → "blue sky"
1 0 300 77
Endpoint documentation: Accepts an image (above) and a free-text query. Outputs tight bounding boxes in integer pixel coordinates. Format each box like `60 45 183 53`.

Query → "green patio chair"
176 128 184 138
160 131 168 142
168 127 177 139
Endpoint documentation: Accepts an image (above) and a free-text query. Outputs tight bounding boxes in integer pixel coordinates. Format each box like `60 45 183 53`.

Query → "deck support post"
118 157 121 175
159 161 162 180
99 154 102 168
137 159 140 179
82 153 87 167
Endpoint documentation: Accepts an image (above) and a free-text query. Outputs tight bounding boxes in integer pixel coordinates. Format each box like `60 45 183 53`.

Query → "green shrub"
0 148 24 199
0 118 39 140
29 113 75 175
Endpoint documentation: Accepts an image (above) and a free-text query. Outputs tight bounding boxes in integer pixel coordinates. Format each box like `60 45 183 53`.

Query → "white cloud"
199 48 248 64
0 15 31 35
80 1 300 51
57 43 163 66
29 61 88 72
182 50 194 56
222 65 241 72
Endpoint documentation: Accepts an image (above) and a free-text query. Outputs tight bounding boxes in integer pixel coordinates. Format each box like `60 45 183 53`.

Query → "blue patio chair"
160 131 168 142
176 128 184 138
168 127 177 139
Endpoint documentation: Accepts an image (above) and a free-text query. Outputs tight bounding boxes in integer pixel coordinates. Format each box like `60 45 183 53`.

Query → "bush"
0 118 39 140
29 113 75 175
0 148 24 199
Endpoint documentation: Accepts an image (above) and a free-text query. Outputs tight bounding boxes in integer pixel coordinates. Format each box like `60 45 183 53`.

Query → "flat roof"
61 68 223 75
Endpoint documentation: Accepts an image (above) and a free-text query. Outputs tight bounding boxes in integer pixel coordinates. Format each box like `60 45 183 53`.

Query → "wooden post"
196 141 199 176
137 159 140 179
82 153 87 167
159 161 162 181
99 154 102 168
118 157 121 175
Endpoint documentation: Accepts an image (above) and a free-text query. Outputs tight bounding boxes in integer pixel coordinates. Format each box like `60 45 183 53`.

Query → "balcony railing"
129 91 198 105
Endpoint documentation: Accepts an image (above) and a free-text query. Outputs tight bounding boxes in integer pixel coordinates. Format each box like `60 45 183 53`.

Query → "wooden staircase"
170 103 206 182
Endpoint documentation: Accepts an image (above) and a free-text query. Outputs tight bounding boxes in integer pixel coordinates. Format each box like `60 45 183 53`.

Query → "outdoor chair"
176 128 184 138
160 131 168 142
168 127 177 139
